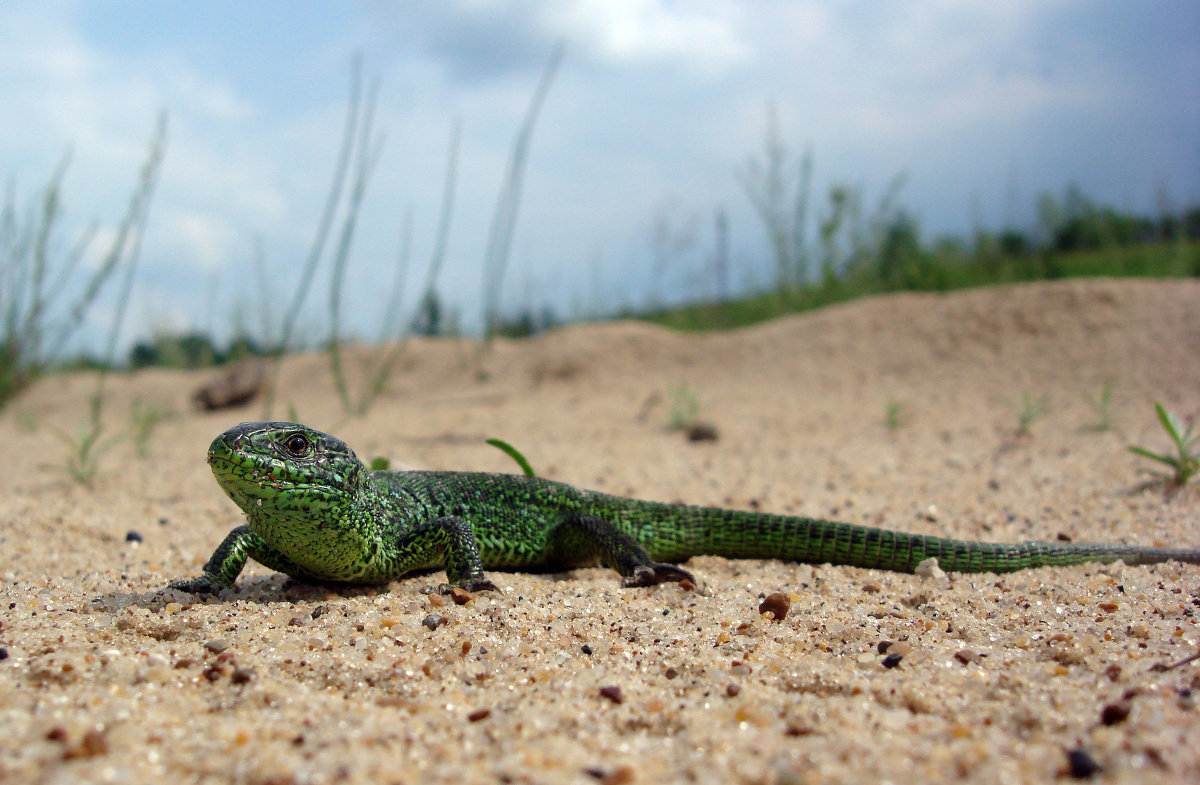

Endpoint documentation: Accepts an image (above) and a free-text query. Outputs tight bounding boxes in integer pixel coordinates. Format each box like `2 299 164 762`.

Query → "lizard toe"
622 563 695 588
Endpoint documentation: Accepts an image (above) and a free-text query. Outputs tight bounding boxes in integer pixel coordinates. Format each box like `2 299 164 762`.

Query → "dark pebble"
203 640 229 654
581 644 593 655
467 708 491 722
758 592 791 621
598 685 623 704
125 531 143 543
231 668 255 685
0 647 8 660
725 683 740 697
422 614 445 631
882 653 903 669
1066 747 1102 778
877 640 894 655
1099 700 1131 726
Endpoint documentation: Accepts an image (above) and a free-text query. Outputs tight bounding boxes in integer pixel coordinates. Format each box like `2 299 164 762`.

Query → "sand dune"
2 278 1197 784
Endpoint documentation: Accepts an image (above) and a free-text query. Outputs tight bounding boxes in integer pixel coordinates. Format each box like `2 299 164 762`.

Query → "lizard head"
207 422 364 516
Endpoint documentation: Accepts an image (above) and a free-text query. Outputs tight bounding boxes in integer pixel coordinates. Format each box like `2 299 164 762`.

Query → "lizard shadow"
94 575 396 613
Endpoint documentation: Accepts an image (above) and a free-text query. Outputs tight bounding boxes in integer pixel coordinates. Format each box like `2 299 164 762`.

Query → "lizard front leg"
547 514 694 587
168 525 313 593
392 516 499 593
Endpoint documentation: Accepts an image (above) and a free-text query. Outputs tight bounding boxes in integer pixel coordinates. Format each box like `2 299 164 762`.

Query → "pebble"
1099 700 1131 726
422 614 445 631
758 592 791 620
124 531 143 543
882 653 903 669
467 708 491 722
1065 747 1102 778
204 640 229 654
598 685 623 704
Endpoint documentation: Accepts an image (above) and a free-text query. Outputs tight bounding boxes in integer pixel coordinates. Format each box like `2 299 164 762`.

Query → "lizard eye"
284 433 311 457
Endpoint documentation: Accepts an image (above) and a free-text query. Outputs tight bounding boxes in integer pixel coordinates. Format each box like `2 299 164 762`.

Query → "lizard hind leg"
547 514 695 587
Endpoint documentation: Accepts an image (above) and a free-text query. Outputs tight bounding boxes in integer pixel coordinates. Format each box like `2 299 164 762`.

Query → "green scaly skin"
169 421 1200 595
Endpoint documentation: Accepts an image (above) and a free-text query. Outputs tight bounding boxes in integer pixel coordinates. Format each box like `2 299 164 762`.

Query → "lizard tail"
619 501 1200 573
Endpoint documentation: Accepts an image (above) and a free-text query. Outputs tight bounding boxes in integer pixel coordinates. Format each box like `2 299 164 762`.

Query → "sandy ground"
1 277 1198 785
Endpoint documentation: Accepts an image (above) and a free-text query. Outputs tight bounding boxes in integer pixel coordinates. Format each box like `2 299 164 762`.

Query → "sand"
1 277 1198 784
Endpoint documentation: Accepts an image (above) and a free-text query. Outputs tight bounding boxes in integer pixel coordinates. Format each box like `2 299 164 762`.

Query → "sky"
2 0 1198 354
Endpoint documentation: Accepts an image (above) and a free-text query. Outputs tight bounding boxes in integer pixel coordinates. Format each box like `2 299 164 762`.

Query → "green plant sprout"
486 438 536 477
1084 382 1114 432
884 399 907 431
129 399 166 458
667 384 702 432
1011 391 1049 436
1128 403 1198 487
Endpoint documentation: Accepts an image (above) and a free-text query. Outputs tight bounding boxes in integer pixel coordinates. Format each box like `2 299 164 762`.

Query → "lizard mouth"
207 453 343 498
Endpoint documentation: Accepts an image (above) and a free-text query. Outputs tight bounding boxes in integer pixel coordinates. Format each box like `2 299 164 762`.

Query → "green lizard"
169 421 1200 594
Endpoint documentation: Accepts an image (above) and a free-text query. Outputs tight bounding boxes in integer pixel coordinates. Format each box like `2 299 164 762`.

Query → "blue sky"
3 1 1198 351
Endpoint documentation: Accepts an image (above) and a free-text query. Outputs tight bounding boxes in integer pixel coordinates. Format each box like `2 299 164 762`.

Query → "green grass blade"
486 438 536 477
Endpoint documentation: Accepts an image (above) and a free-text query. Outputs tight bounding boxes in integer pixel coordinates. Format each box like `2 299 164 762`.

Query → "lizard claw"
622 563 695 588
167 576 222 595
432 576 501 595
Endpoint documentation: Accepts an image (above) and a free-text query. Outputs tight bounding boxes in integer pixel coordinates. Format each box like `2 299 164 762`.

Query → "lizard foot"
622 563 695 588
431 576 501 595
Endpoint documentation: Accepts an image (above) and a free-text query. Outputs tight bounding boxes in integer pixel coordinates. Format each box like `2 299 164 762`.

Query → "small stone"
422 614 445 631
664 667 678 679
230 668 255 685
914 558 945 580
288 617 305 627
758 592 791 620
203 666 223 682
1099 700 1131 726
449 587 475 605
1065 747 1102 778
882 653 903 669
877 641 894 655
64 729 109 759
598 685 623 704
1098 602 1118 613
427 593 446 608
467 708 491 722
310 605 330 619
581 644 593 655
0 647 8 660
954 649 984 665
686 422 719 441
124 531 143 543
725 683 741 697
862 582 882 594
203 640 229 654
602 764 636 785
45 726 68 742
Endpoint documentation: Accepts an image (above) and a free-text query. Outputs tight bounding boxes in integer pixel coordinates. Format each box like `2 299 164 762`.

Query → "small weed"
1084 382 1114 432
1128 402 1198 487
667 384 701 431
884 399 907 431
49 408 122 485
1011 391 1049 436
129 399 166 458
486 438 536 477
